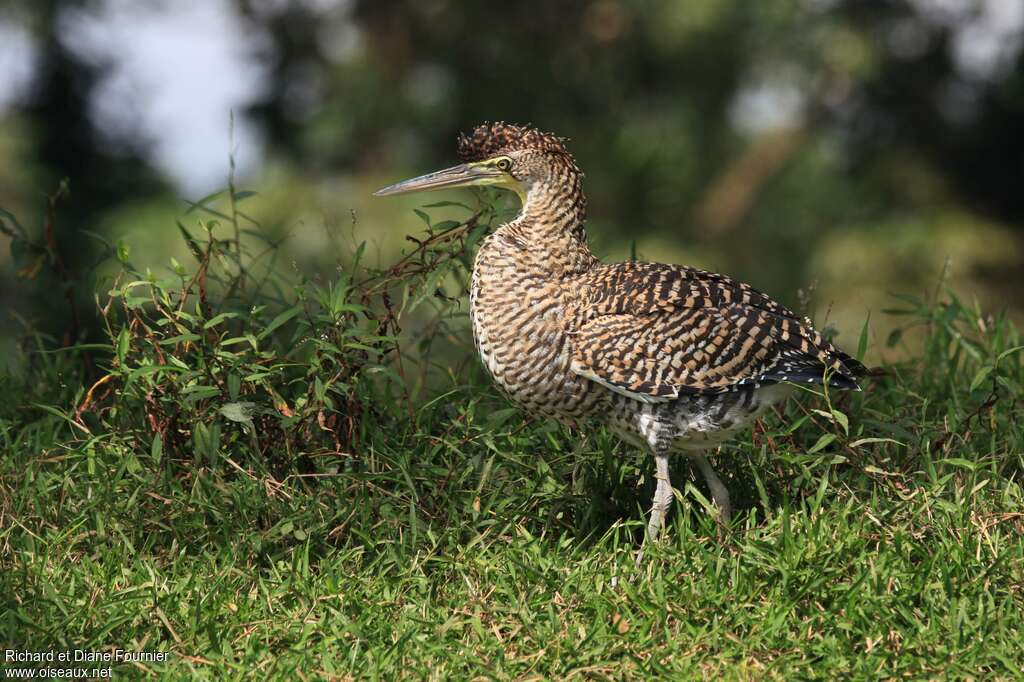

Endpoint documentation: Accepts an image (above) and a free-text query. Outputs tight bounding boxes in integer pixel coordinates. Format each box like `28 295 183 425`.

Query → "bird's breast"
470 237 603 419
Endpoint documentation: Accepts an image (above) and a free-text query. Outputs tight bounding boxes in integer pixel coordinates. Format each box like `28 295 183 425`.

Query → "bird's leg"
634 451 672 569
693 453 731 527
635 423 675 568
646 451 673 541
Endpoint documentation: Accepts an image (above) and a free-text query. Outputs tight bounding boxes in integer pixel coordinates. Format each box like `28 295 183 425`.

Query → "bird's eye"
496 158 512 172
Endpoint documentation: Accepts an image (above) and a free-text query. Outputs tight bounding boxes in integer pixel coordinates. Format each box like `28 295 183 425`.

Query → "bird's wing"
568 262 866 401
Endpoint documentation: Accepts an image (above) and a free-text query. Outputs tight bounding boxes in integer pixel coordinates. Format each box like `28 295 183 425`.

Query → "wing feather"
568 262 865 398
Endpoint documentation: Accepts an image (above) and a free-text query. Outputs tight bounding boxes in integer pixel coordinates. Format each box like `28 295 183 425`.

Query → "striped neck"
504 173 597 276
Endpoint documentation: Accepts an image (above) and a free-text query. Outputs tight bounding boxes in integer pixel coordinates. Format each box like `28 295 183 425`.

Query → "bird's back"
567 260 866 401
470 240 865 444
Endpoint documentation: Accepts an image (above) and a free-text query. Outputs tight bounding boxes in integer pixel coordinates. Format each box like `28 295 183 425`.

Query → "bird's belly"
609 384 792 452
470 271 602 420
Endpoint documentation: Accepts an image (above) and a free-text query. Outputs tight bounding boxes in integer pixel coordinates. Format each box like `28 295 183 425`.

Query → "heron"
375 122 866 542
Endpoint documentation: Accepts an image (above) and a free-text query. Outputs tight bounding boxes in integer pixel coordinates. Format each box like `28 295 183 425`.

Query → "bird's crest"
457 122 573 162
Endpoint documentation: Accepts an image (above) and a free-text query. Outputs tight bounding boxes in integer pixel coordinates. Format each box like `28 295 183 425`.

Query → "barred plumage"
570 262 866 399
376 122 867 544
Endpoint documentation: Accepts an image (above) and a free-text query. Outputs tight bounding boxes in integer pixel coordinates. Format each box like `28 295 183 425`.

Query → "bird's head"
374 122 581 204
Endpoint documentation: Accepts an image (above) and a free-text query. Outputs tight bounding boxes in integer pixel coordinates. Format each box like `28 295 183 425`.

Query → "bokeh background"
2 0 1022 369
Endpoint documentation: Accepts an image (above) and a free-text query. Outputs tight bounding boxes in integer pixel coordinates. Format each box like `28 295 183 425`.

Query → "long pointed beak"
373 163 501 197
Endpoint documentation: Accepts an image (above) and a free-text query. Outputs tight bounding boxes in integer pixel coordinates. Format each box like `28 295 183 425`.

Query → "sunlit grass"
2 196 1023 679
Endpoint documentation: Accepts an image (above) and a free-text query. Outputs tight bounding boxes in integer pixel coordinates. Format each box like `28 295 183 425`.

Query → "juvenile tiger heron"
376 123 866 540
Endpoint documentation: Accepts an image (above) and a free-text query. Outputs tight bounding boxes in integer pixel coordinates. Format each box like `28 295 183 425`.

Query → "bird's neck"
501 176 598 275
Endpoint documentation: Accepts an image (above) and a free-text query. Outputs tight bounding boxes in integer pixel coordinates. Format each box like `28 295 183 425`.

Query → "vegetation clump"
1 191 1023 679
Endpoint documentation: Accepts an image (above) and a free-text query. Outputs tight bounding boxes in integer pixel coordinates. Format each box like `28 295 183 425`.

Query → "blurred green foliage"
1 0 1022 367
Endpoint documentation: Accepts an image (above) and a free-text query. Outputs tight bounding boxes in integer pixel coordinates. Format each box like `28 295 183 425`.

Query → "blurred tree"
4 0 168 345
235 1 1024 213
2 0 1021 355
838 0 1024 223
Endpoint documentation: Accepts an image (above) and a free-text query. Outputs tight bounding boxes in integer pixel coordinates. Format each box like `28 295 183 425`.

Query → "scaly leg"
635 422 675 568
646 452 673 541
693 453 731 526
635 452 673 569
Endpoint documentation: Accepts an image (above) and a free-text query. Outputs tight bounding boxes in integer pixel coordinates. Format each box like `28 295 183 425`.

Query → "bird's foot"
636 463 673 567
635 502 668 567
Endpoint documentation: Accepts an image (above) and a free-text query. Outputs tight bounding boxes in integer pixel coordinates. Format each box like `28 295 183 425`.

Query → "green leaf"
203 312 239 329
808 433 836 454
848 437 905 448
996 345 1024 363
182 386 221 401
970 366 993 392
258 307 302 340
352 241 367 268
126 364 188 382
889 292 923 307
192 421 222 465
996 375 1018 392
220 401 256 424
831 409 849 435
176 221 203 261
220 337 251 347
36 343 114 354
31 403 88 434
182 199 232 222
345 342 380 352
856 312 870 362
938 458 978 472
939 303 960 324
227 374 241 401
158 334 201 346
485 408 520 430
413 209 432 228
116 327 130 363
150 435 163 464
185 188 225 213
330 282 349 313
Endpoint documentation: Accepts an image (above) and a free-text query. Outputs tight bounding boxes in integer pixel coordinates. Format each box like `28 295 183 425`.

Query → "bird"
375 122 867 542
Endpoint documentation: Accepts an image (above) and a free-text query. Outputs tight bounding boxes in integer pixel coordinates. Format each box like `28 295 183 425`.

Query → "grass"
2 192 1023 679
